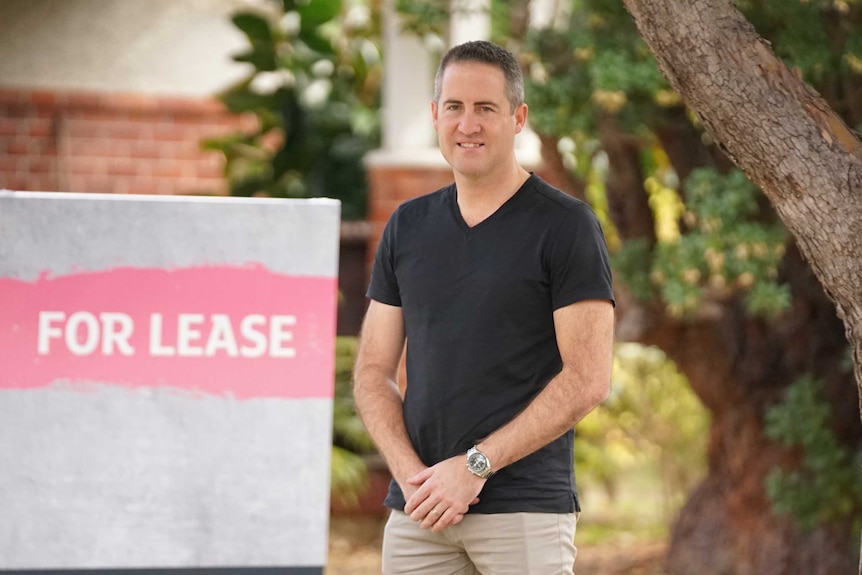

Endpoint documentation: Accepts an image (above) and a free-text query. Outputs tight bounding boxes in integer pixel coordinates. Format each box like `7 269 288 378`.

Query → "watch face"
467 451 489 473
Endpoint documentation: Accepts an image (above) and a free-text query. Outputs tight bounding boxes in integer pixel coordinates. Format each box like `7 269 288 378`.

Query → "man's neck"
455 164 531 227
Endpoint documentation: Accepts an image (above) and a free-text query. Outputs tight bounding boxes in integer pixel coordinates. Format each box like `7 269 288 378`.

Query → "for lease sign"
0 192 339 573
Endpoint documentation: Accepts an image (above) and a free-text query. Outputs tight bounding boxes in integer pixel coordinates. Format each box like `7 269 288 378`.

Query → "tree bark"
620 0 862 572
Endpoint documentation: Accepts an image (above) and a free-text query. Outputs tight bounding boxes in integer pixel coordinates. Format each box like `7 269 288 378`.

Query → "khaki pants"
382 510 578 575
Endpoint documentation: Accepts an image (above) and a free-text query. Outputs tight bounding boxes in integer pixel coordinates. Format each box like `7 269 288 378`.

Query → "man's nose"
458 111 480 134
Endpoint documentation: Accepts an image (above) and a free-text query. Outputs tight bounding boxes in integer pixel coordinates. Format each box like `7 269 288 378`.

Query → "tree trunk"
618 0 862 572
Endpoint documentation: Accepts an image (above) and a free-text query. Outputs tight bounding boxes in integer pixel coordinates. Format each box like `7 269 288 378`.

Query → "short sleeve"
366 211 402 306
547 203 615 310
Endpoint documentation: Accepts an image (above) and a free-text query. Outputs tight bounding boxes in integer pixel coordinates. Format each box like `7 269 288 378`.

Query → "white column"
375 0 439 162
449 0 491 46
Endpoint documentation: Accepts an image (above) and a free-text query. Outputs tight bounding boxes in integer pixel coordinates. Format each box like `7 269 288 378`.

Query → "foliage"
203 0 383 219
519 0 861 322
331 336 375 507
736 0 862 85
764 375 862 532
576 343 710 523
613 168 789 318
394 0 447 39
521 0 668 136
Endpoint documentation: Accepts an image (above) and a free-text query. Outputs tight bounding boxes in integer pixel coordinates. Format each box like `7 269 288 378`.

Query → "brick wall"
0 88 254 195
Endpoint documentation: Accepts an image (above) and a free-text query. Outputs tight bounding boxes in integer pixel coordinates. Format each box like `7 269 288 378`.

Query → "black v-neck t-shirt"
367 174 614 514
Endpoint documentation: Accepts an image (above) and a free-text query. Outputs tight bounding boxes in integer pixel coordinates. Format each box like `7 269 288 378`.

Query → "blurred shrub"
764 375 862 533
330 335 375 507
576 343 710 521
203 0 382 219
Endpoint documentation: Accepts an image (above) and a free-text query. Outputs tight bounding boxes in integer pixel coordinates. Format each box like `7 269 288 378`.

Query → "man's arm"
473 298 614 466
404 299 614 531
352 300 426 503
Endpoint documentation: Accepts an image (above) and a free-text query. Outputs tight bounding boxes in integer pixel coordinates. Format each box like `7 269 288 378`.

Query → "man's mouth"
459 143 483 148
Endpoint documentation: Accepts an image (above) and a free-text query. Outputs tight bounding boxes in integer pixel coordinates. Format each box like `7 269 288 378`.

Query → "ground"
326 516 668 575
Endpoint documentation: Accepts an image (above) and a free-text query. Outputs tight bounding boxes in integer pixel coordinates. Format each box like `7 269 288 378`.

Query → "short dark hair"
434 40 524 111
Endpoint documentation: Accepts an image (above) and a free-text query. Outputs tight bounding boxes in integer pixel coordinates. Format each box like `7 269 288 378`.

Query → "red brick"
65 92 104 110
102 93 157 112
62 137 102 157
152 124 187 142
27 91 58 108
0 155 17 172
6 174 35 190
29 120 55 139
69 174 114 193
127 140 155 159
0 90 25 105
28 137 57 155
5 141 28 155
25 155 55 174
106 160 139 177
195 162 223 179
150 164 184 179
0 118 21 136
25 174 59 192
122 181 158 195
67 109 114 122
108 121 151 141
153 180 177 195
64 119 104 139
65 156 108 175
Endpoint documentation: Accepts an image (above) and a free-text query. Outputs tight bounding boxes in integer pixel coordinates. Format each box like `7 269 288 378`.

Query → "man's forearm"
477 366 610 472
477 300 615 473
353 370 425 486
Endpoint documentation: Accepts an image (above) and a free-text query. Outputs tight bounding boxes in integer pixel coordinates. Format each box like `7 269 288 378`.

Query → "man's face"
432 61 527 182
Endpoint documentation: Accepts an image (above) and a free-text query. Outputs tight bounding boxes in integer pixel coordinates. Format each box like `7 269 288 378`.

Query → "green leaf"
219 86 281 114
232 12 274 43
299 0 341 29
298 30 336 56
232 48 277 72
764 375 862 531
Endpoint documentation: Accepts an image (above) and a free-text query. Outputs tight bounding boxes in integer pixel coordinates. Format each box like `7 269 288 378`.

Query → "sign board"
0 191 340 574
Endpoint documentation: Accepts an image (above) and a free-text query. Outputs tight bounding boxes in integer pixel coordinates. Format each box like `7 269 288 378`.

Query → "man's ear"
514 103 528 134
431 100 439 130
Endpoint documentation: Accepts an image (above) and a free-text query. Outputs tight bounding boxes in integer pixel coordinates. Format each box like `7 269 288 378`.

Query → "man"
353 40 615 574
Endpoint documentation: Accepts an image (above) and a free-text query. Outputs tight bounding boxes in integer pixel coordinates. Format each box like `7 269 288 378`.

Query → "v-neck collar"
449 174 535 233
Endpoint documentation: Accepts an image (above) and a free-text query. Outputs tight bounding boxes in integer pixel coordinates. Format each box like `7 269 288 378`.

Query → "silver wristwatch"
466 445 493 478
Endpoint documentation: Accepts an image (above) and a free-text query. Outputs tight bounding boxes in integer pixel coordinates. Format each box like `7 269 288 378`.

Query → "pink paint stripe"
0 265 338 399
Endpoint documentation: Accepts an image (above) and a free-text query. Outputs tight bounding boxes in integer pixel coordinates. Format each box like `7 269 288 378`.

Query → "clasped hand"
402 454 485 532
